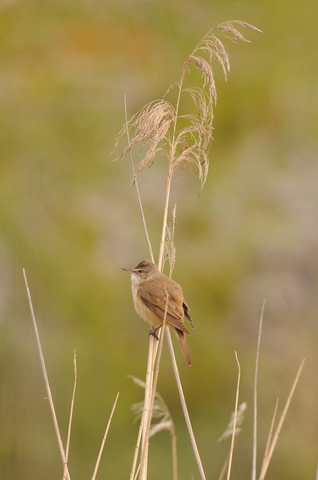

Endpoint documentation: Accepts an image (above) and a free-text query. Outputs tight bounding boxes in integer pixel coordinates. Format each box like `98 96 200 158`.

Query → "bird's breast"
133 286 162 328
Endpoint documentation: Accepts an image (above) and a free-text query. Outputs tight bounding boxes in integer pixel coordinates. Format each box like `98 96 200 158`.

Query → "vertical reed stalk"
63 351 77 480
226 352 241 480
139 337 157 480
119 22 260 480
166 327 207 480
252 300 266 480
91 392 120 480
158 67 186 271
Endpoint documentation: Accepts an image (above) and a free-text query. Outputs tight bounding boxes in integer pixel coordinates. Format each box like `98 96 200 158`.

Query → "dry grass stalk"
263 398 280 461
139 337 157 480
151 291 169 405
130 424 143 480
218 301 303 480
226 351 241 480
217 402 246 480
252 300 266 480
163 209 205 479
130 356 178 480
259 358 305 480
91 392 120 480
63 351 78 480
23 269 71 480
123 94 158 479
124 94 154 263
123 101 158 480
139 293 169 479
24 269 119 480
165 327 207 480
152 297 177 479
217 452 230 480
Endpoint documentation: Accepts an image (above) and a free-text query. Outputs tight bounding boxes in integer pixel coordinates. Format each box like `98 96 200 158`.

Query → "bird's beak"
121 267 132 273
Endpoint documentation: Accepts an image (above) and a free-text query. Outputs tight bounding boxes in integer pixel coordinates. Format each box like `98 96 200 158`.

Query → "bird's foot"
148 328 159 341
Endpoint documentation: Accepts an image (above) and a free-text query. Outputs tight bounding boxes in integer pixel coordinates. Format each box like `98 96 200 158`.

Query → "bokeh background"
1 0 317 478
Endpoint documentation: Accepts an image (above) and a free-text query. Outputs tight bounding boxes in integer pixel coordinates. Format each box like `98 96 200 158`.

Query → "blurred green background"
1 0 317 478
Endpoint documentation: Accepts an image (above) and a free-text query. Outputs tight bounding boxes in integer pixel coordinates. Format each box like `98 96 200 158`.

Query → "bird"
122 259 195 366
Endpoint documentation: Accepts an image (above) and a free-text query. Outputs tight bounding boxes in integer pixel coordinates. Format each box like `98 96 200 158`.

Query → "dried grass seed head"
216 20 262 44
117 20 260 190
195 34 231 80
186 55 217 104
218 402 247 442
118 99 175 177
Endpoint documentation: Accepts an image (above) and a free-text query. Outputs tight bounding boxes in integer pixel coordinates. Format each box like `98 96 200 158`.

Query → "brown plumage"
122 260 195 366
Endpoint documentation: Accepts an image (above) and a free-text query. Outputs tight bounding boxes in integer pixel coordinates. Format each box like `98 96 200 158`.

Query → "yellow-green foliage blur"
1 1 317 479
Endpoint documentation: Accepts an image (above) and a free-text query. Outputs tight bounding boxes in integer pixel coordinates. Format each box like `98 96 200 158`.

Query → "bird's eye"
138 269 143 273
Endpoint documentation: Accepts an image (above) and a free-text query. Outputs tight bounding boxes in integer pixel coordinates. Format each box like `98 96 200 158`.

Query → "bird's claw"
148 329 159 341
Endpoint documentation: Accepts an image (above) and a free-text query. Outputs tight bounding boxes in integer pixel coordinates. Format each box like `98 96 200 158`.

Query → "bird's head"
121 259 158 281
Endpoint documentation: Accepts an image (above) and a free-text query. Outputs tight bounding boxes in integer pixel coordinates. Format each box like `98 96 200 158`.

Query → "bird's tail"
176 329 192 366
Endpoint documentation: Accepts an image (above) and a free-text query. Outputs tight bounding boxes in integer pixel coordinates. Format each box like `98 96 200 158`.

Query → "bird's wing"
138 278 188 334
183 301 195 328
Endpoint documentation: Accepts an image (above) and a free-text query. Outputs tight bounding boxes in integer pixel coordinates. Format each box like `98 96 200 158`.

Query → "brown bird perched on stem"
122 259 195 366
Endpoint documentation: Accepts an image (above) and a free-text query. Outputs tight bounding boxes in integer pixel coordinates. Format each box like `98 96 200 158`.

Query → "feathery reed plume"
118 99 175 180
216 20 262 43
117 21 261 192
163 204 177 277
218 402 247 443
